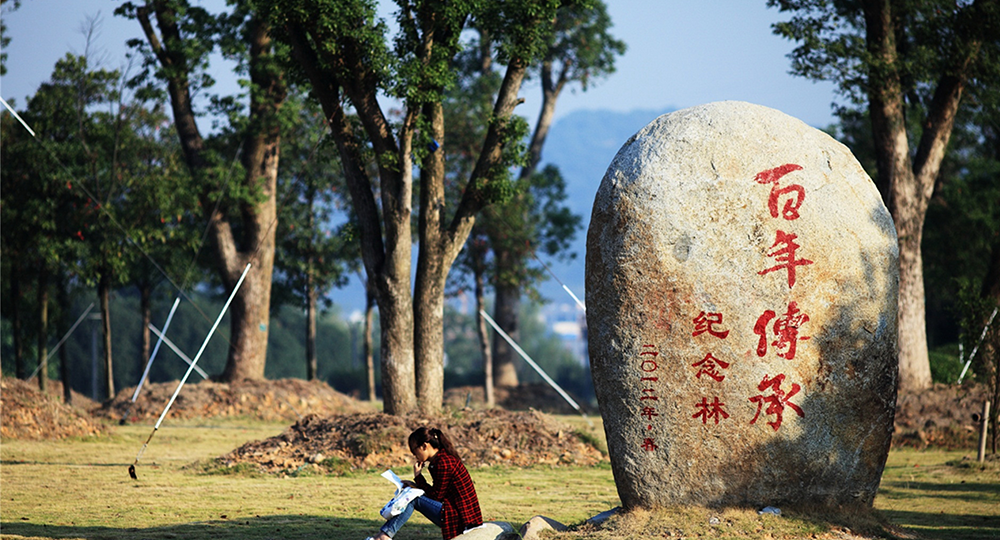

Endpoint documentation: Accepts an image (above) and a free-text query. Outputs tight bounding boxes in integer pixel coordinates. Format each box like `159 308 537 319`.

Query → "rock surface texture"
586 101 898 510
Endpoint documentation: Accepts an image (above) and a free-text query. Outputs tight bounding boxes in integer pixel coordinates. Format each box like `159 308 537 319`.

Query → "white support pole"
148 323 209 380
129 298 182 404
479 309 587 420
562 284 587 313
131 263 251 475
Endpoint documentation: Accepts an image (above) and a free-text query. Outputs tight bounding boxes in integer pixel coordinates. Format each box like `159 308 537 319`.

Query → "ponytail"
409 426 459 458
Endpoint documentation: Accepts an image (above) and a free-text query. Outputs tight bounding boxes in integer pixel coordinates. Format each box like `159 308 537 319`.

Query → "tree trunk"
492 281 521 387
139 282 152 374
137 6 283 384
475 258 495 407
218 19 282 382
58 280 73 405
12 263 24 379
486 60 564 391
863 0 975 392
365 284 377 403
99 272 114 400
415 102 449 414
36 265 49 393
306 274 317 381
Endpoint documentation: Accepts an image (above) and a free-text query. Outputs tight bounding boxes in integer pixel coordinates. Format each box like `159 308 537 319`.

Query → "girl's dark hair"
409 426 458 458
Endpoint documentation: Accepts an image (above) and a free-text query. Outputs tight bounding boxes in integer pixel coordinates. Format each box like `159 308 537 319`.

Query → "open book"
379 469 425 520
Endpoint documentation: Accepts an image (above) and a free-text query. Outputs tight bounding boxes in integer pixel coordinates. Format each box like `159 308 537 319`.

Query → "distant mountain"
535 107 674 306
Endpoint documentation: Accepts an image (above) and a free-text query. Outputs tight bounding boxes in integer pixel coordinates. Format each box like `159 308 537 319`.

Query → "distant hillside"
535 107 674 305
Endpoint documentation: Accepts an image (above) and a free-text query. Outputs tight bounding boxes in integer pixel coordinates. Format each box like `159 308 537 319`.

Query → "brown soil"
215 408 606 475
0 378 107 440
2 374 993 462
444 383 597 415
91 378 374 423
891 382 989 449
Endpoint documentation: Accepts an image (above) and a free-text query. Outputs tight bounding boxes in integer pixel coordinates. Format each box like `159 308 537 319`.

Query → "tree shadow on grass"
877 509 1000 540
0 514 442 540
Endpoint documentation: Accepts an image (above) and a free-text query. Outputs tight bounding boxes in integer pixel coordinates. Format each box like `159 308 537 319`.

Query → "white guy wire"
480 309 588 421
148 322 210 380
27 303 95 381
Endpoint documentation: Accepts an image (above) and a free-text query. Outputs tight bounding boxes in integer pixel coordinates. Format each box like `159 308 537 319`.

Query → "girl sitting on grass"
366 426 483 540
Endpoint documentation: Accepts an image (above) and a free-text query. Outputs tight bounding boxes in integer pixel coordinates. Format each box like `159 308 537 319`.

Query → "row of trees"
4 0 998 419
2 0 623 415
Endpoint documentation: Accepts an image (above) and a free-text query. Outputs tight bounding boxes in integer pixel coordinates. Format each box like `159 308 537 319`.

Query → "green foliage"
534 0 627 90
929 344 963 384
271 96 357 316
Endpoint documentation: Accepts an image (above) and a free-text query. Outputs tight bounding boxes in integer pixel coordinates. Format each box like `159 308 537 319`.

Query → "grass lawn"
1 417 997 540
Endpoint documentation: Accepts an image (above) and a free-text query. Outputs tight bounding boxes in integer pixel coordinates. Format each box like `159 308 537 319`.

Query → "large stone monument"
586 101 898 510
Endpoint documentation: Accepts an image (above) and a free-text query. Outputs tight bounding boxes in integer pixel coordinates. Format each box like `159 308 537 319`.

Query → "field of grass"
1 416 997 540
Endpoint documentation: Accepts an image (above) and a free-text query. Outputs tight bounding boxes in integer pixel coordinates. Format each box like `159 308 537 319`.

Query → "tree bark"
489 58 568 389
139 282 152 374
306 272 317 381
36 265 49 392
492 281 521 387
415 102 448 414
99 272 115 400
12 262 24 379
863 0 978 392
282 22 416 414
474 255 495 407
58 280 73 405
365 283 376 403
137 3 283 383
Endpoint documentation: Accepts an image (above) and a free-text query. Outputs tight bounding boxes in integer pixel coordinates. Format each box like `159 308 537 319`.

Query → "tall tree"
117 0 287 381
770 0 1000 392
257 0 575 414
469 2 623 387
272 98 356 381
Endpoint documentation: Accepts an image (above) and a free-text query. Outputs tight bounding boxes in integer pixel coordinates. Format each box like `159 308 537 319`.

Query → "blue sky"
2 0 840 128
1 1 843 316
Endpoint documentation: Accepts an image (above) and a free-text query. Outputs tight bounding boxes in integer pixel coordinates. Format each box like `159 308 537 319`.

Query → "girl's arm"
415 454 455 500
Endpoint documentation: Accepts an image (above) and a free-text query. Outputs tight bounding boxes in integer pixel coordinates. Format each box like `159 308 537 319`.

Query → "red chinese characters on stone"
691 352 730 382
749 373 805 431
758 230 813 288
639 345 660 450
755 163 805 220
693 396 730 424
692 311 730 339
753 302 811 360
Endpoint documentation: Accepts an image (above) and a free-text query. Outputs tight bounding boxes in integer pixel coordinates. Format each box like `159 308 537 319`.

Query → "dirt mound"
216 408 607 475
93 378 373 423
1 377 108 440
444 383 596 414
892 382 988 449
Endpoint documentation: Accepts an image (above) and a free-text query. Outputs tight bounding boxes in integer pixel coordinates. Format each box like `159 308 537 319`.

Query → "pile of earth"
0 378 106 440
93 378 373 423
216 408 606 475
891 382 989 449
444 383 597 415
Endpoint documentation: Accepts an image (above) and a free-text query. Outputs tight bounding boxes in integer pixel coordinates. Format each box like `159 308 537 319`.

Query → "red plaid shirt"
414 451 482 539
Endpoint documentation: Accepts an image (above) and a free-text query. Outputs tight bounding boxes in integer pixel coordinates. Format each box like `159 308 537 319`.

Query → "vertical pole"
978 400 991 463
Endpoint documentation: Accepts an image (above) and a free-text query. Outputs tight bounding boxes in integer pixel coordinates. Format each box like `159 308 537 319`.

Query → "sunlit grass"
1 416 998 540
